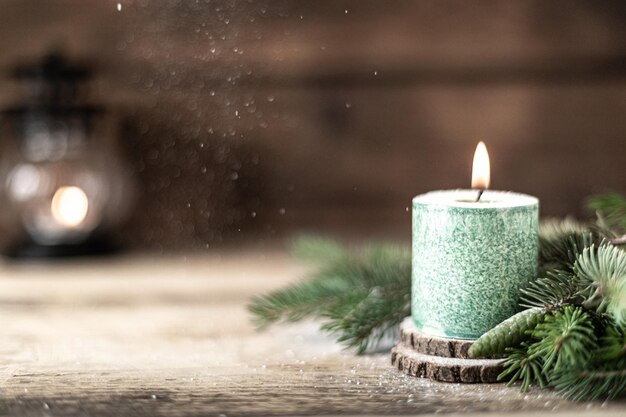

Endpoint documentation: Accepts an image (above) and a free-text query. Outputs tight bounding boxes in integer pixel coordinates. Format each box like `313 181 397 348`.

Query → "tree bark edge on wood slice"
399 317 475 359
391 344 504 383
392 317 504 383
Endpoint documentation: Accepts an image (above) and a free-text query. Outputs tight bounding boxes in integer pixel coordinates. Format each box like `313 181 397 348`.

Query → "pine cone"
469 307 546 358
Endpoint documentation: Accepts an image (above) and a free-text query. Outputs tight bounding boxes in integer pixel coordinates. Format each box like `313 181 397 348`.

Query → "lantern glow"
51 186 89 228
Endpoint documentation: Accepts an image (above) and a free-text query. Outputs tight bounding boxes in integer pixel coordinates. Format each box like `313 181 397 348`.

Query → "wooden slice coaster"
391 343 504 383
399 317 476 359
392 317 504 383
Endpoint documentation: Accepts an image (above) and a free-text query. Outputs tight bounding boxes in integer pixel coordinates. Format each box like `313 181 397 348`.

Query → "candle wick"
475 189 484 202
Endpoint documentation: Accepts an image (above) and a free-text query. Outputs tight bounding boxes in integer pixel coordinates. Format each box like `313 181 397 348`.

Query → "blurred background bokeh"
0 0 625 253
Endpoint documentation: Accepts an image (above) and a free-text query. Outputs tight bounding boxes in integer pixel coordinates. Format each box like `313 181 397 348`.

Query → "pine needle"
529 306 597 373
550 322 626 400
587 193 626 236
248 237 411 353
520 270 586 311
537 221 595 275
575 244 626 322
248 268 355 327
596 322 626 367
498 342 546 391
551 367 626 401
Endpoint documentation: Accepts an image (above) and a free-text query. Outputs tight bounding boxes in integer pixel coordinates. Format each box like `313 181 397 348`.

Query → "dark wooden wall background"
1 0 625 249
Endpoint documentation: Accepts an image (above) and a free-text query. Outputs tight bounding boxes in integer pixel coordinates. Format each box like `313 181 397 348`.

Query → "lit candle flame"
471 141 490 190
51 186 89 227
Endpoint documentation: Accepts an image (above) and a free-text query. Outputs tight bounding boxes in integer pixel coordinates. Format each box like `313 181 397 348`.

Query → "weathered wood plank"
0 252 625 416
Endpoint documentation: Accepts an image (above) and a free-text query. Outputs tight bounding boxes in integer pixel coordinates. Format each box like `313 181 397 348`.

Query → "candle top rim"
413 189 538 209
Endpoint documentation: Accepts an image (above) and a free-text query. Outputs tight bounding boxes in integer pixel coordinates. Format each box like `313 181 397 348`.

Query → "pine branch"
550 321 626 400
321 285 410 353
520 270 587 311
551 367 626 401
498 342 546 392
522 240 626 321
497 241 626 399
538 218 589 244
496 307 599 392
537 221 595 275
521 232 596 312
529 306 597 374
575 244 626 323
248 237 411 353
248 268 355 327
596 321 626 368
587 193 626 237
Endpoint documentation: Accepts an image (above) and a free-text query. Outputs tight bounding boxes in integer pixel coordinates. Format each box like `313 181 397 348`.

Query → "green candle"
412 189 538 339
412 143 538 339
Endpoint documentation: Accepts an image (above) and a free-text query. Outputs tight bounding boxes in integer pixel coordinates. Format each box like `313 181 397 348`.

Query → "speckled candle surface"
412 190 538 340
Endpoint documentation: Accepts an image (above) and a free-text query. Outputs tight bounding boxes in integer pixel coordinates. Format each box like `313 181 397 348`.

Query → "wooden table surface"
0 250 624 416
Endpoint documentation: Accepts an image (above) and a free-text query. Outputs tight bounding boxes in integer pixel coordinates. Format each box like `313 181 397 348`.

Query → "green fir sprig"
528 306 597 374
248 237 411 353
536 219 592 275
498 342 546 391
588 193 626 242
249 193 626 400
470 194 626 400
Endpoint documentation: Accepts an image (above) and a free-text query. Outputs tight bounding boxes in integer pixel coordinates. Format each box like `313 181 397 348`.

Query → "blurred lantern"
0 52 134 257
